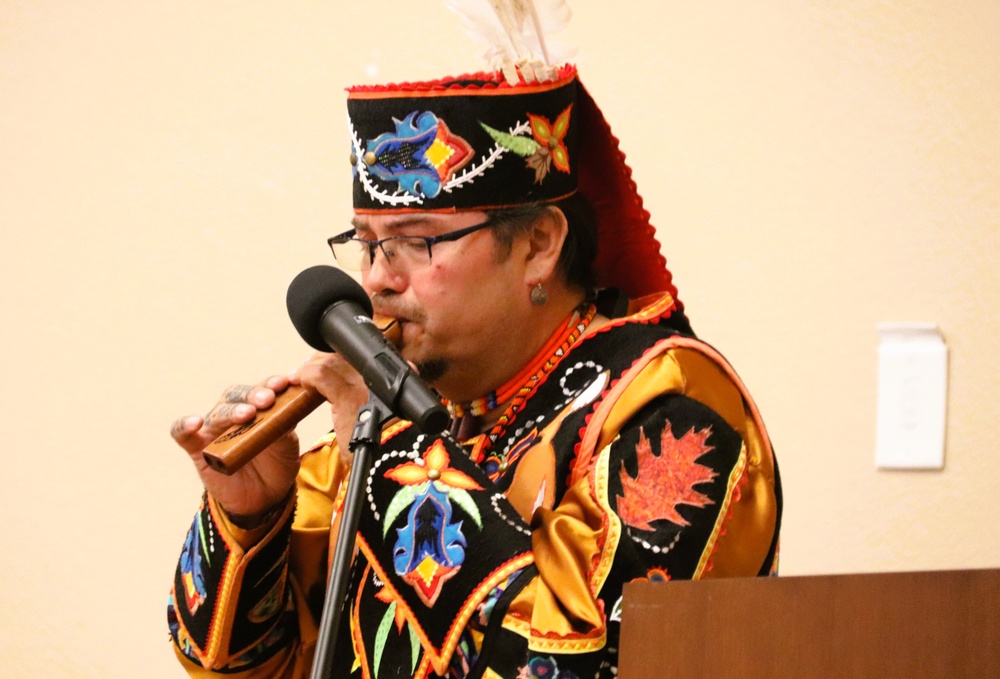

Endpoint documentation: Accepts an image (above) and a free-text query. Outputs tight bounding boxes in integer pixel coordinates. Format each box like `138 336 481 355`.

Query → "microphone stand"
309 392 392 679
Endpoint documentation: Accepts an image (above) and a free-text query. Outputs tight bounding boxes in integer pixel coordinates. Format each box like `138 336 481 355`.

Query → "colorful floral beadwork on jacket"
383 441 485 606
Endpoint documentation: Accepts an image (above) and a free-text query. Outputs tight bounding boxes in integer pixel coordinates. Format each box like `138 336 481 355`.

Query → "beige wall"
2 1 998 675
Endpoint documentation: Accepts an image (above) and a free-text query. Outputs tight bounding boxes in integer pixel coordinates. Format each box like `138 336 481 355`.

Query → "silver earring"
530 283 548 306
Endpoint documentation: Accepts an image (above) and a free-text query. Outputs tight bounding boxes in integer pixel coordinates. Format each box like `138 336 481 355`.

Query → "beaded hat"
345 17 679 304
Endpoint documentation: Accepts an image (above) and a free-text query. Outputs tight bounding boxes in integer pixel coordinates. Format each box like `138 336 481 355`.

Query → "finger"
309 351 356 376
298 355 362 392
261 373 290 393
202 402 256 434
248 374 291 408
221 384 255 404
171 415 213 454
221 380 286 409
170 415 203 443
289 352 334 386
287 355 315 386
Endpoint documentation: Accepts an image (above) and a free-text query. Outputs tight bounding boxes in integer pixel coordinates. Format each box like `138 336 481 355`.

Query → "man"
168 64 781 678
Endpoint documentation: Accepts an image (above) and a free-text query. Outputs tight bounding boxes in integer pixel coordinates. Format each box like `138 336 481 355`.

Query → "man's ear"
523 206 569 284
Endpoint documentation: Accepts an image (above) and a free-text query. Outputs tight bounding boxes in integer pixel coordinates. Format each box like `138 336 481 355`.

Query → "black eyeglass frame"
327 218 496 270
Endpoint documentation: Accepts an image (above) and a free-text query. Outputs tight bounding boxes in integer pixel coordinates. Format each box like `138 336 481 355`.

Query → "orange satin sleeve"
573 340 779 578
506 476 609 652
288 433 355 654
697 372 779 578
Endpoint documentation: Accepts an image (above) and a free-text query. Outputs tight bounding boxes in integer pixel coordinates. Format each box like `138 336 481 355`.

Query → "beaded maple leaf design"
617 423 718 530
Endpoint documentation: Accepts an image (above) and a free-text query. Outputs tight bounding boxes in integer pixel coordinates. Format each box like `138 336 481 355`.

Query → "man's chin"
413 358 448 385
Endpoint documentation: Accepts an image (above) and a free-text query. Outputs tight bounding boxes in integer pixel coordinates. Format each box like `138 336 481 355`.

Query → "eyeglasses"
327 219 495 272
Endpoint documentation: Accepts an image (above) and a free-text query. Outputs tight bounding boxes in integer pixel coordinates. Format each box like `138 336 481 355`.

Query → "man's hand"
291 351 371 465
171 375 301 522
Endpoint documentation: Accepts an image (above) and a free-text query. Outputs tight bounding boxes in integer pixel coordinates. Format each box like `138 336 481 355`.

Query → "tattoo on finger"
223 385 254 404
207 403 248 429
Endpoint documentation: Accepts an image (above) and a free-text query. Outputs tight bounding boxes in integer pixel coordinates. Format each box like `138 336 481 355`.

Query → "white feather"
444 0 574 83
522 0 572 66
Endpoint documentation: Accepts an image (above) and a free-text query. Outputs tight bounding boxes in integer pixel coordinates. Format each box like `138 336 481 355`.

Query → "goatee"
413 358 448 385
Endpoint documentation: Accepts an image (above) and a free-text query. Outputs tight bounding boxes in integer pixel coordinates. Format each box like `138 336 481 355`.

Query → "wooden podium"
619 568 999 678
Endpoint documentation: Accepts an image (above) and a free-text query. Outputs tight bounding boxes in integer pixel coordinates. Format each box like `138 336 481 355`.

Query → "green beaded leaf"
198 513 212 568
480 122 539 157
383 484 422 537
374 602 396 677
440 483 483 529
409 621 420 671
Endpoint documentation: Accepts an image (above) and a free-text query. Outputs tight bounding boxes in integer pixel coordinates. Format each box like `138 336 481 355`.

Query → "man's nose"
362 243 407 295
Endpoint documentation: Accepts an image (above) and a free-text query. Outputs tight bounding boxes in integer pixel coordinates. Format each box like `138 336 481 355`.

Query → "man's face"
351 210 530 402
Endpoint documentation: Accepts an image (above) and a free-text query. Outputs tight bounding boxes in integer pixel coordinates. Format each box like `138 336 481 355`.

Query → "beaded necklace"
444 303 598 420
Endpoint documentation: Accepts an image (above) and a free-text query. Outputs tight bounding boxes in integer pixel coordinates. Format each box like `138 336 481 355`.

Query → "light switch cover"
875 323 948 470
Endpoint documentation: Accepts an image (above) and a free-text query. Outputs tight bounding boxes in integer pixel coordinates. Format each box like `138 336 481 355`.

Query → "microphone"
286 265 449 433
201 266 449 475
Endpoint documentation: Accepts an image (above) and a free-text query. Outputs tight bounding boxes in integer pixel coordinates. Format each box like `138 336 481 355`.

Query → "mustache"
371 293 426 325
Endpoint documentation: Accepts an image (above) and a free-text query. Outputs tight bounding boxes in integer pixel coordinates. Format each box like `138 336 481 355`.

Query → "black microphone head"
286 265 374 352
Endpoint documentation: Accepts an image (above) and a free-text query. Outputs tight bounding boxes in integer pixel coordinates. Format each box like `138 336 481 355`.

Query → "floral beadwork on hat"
348 68 579 211
359 112 475 200
480 103 572 184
